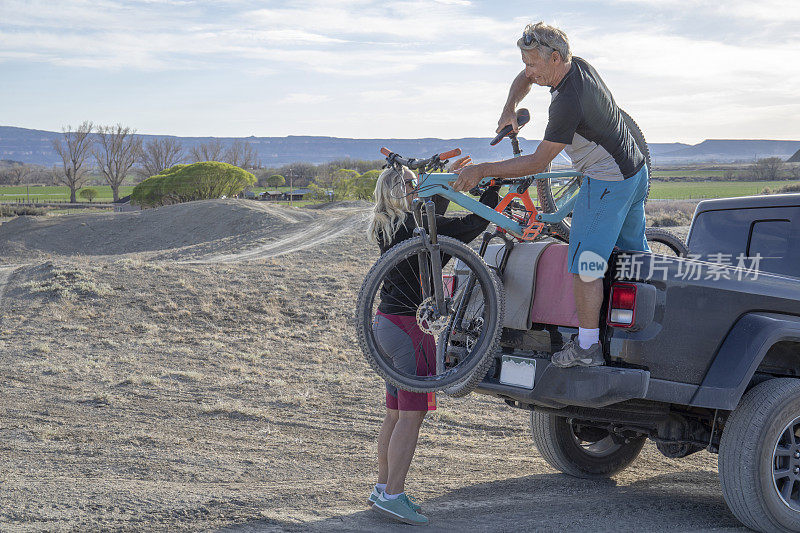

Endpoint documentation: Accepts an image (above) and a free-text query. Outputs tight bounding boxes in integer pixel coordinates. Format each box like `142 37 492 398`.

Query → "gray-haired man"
453 22 650 367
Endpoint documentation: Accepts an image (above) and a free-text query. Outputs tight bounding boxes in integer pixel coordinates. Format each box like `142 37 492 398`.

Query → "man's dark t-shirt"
544 57 644 181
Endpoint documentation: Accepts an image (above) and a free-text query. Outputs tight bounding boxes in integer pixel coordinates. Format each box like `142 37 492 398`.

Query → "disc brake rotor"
416 297 449 336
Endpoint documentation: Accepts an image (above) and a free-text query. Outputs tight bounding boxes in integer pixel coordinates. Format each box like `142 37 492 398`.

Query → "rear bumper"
474 356 650 409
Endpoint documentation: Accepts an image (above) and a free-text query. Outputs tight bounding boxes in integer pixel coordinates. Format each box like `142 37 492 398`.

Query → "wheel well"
755 341 800 377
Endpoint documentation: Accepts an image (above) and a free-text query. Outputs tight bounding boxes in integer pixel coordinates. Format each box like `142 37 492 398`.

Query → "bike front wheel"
356 235 504 394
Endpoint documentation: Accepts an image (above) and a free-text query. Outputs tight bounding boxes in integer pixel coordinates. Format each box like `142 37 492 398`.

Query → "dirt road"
0 201 739 531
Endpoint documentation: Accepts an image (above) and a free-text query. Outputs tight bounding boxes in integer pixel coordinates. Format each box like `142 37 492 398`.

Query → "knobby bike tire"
644 227 688 257
356 235 504 394
536 109 652 241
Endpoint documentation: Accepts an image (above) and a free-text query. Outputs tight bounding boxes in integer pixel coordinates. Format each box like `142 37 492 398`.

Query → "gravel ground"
0 201 740 531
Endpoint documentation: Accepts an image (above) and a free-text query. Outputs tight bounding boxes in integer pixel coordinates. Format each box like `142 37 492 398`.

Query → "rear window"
748 219 796 277
688 206 800 278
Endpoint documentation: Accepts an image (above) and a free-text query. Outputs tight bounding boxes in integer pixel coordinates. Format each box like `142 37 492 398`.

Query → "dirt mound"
0 199 317 258
306 200 372 211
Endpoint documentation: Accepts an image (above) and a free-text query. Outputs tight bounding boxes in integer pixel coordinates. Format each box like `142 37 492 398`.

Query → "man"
453 21 650 368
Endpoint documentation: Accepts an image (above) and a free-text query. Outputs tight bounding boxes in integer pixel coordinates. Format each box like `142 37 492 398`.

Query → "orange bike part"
438 148 462 160
380 147 391 156
493 188 546 241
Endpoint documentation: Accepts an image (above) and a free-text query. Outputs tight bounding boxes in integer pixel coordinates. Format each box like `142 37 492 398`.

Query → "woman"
366 157 499 526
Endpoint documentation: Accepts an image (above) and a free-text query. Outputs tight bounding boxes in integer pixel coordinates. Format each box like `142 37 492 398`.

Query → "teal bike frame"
414 170 582 239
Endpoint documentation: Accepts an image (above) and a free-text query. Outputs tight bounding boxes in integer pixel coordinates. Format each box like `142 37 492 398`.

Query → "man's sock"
383 492 402 500
578 327 599 349
375 483 387 493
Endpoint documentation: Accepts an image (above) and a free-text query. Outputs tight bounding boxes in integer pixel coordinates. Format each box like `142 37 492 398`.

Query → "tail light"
608 283 636 327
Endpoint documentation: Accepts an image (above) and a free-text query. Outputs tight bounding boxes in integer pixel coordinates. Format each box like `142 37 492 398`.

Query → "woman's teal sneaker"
372 493 429 526
400 493 422 512
367 487 381 506
368 488 421 512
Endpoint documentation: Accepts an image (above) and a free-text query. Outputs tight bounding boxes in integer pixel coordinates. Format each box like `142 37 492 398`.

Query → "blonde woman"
366 157 499 526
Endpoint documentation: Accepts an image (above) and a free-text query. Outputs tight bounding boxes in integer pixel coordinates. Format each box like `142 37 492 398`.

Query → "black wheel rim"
772 415 800 512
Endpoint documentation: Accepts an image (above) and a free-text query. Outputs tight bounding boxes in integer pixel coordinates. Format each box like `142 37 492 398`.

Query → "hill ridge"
2 125 798 166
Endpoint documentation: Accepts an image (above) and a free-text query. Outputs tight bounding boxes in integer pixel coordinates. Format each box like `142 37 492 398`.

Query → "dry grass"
645 200 698 227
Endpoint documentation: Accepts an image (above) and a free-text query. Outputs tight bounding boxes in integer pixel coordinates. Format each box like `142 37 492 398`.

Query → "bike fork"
412 199 447 315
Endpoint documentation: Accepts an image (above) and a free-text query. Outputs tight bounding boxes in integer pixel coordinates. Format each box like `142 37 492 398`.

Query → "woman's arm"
435 187 500 244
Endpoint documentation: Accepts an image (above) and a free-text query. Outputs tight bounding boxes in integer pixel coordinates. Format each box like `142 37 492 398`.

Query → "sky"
1 0 799 143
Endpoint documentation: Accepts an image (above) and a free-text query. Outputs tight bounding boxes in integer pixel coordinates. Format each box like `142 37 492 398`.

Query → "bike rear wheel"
356 235 503 394
645 227 688 257
536 109 651 240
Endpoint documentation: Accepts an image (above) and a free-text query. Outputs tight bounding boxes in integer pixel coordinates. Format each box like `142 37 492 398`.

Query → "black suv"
474 193 800 532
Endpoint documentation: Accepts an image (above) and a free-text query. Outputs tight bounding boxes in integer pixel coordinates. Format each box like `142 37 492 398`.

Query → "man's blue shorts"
567 164 650 278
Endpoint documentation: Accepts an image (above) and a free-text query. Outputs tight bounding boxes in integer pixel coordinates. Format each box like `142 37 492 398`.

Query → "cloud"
281 93 330 104
0 0 798 140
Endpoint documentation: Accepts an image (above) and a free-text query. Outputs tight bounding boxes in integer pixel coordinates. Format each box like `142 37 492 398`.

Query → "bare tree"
750 157 785 181
52 121 93 203
224 140 258 169
138 137 184 178
1 163 33 185
788 163 800 180
189 139 225 163
93 124 142 202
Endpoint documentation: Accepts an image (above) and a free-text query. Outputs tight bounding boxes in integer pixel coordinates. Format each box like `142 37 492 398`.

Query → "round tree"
79 188 98 202
267 174 286 188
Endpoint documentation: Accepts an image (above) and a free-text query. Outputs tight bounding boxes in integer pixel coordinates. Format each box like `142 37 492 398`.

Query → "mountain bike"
356 110 687 396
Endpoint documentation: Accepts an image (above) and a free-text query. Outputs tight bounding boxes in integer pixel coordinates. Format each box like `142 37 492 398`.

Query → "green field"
651 169 728 179
0 185 136 203
1 179 797 206
648 180 796 199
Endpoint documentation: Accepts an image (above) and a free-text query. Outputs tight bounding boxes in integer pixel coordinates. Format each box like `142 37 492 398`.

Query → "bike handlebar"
490 108 530 146
379 147 462 170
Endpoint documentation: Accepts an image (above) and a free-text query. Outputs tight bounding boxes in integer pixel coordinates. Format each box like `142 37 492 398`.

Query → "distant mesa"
788 148 800 163
1 125 799 166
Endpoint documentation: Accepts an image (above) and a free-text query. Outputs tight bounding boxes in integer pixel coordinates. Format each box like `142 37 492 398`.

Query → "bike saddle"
490 108 530 146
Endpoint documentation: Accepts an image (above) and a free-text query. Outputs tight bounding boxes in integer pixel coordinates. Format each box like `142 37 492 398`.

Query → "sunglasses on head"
522 30 551 50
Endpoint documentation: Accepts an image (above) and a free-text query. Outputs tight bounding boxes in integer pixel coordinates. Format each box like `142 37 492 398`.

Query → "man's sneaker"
551 335 604 368
372 493 429 526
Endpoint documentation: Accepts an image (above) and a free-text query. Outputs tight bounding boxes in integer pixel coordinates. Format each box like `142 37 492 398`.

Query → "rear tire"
719 378 800 532
645 227 688 257
530 411 646 479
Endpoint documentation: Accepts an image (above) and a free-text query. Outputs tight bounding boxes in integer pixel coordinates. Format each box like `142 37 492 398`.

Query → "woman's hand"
448 155 472 173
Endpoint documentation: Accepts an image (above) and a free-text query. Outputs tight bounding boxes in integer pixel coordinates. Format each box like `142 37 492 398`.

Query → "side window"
748 220 791 259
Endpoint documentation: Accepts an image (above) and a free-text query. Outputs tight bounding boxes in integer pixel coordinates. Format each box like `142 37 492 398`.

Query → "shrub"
645 201 696 227
131 161 256 207
778 182 800 194
79 188 98 202
0 205 47 216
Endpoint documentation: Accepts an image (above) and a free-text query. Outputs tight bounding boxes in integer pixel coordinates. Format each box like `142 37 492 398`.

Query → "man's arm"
452 140 566 191
497 70 534 133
